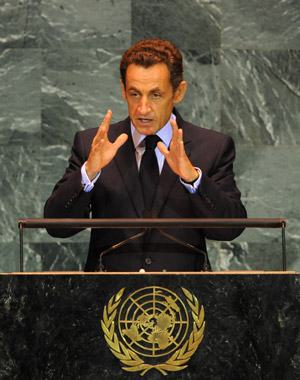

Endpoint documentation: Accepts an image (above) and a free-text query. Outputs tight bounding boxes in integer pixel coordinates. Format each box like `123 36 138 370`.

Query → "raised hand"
157 118 199 182
85 110 128 180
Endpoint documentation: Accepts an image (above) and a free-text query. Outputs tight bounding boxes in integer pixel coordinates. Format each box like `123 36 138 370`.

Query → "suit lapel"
152 112 193 215
111 110 193 218
152 162 177 214
111 119 145 217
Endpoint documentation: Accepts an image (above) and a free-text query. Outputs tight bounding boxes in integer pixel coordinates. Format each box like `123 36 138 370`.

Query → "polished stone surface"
0 49 41 145
0 0 299 273
132 0 221 51
40 0 131 49
0 273 299 379
220 50 300 145
222 0 300 49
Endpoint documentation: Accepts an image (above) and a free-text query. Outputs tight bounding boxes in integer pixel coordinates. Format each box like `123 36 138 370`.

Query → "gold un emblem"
101 286 205 376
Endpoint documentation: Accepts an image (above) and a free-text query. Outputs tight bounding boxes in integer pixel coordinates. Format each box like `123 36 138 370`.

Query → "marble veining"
221 0 300 49
41 48 128 147
0 0 41 48
0 0 299 272
0 49 41 145
132 0 221 51
220 50 300 146
40 0 131 49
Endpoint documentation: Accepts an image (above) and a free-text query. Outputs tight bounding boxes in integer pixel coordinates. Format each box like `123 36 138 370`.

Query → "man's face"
121 63 186 135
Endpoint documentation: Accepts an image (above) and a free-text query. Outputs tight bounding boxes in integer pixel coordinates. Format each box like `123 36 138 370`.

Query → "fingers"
170 119 184 152
171 118 182 139
170 118 180 137
114 133 128 150
102 109 112 126
95 109 112 141
157 119 184 158
92 110 128 152
170 118 178 131
104 109 112 126
157 141 168 157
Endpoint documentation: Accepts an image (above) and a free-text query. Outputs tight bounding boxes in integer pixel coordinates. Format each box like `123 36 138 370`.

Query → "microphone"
98 210 155 271
156 228 210 272
98 210 211 272
98 230 146 271
143 209 210 271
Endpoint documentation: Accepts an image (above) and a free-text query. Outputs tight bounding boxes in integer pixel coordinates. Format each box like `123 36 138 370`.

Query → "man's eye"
130 92 139 98
153 93 160 98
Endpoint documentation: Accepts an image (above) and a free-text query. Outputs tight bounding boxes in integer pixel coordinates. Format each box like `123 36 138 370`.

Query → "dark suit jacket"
44 109 247 271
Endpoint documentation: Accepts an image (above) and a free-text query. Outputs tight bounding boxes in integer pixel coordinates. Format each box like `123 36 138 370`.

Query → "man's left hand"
157 119 199 182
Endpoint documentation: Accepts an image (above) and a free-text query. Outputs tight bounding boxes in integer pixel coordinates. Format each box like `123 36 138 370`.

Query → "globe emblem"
118 286 189 358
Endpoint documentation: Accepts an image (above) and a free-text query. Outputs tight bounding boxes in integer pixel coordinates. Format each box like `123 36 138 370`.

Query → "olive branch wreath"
101 287 205 376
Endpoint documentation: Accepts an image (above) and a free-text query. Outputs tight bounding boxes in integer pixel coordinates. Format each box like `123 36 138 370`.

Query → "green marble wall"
0 0 299 272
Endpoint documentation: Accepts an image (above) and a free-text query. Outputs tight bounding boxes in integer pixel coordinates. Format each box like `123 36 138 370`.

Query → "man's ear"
120 79 127 101
173 81 187 104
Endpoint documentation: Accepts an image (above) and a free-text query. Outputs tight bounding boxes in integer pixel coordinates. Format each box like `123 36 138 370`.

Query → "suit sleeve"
44 131 93 238
189 135 247 241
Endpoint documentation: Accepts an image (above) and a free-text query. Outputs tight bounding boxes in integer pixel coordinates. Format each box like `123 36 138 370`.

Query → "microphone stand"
98 210 210 272
156 228 210 272
98 230 146 271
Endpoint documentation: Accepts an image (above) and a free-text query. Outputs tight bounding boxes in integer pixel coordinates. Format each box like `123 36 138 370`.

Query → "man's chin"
133 120 159 135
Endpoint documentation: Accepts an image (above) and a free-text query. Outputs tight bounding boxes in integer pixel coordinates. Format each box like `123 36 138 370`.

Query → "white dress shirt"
81 113 202 193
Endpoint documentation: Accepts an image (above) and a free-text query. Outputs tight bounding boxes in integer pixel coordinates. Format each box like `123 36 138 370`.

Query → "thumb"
114 133 128 150
157 141 168 157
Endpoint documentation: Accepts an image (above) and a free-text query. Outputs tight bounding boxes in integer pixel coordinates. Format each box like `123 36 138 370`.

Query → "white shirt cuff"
81 162 101 192
180 167 202 194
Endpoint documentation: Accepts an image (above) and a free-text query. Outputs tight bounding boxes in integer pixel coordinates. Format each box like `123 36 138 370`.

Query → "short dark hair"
120 39 183 91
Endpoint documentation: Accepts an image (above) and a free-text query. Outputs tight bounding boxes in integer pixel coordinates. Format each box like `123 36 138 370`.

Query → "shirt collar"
131 113 176 149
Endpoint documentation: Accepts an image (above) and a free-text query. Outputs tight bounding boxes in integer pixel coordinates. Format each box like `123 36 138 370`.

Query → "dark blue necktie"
139 135 161 211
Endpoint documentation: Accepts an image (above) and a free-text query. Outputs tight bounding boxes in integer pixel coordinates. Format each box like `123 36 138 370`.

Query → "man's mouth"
138 118 153 123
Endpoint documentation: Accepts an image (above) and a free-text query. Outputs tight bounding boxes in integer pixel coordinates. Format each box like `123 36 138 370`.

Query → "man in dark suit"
44 39 247 272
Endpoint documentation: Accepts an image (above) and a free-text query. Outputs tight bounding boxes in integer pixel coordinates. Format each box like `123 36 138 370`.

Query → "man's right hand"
85 110 128 180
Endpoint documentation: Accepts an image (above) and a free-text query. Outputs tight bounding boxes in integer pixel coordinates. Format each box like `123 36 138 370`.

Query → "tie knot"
145 135 160 150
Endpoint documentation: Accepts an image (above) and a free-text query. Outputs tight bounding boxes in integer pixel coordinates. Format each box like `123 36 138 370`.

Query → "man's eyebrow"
149 87 162 93
127 86 139 92
127 86 162 93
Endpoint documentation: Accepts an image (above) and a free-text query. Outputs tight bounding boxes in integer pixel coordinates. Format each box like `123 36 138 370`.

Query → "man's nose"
138 97 151 114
